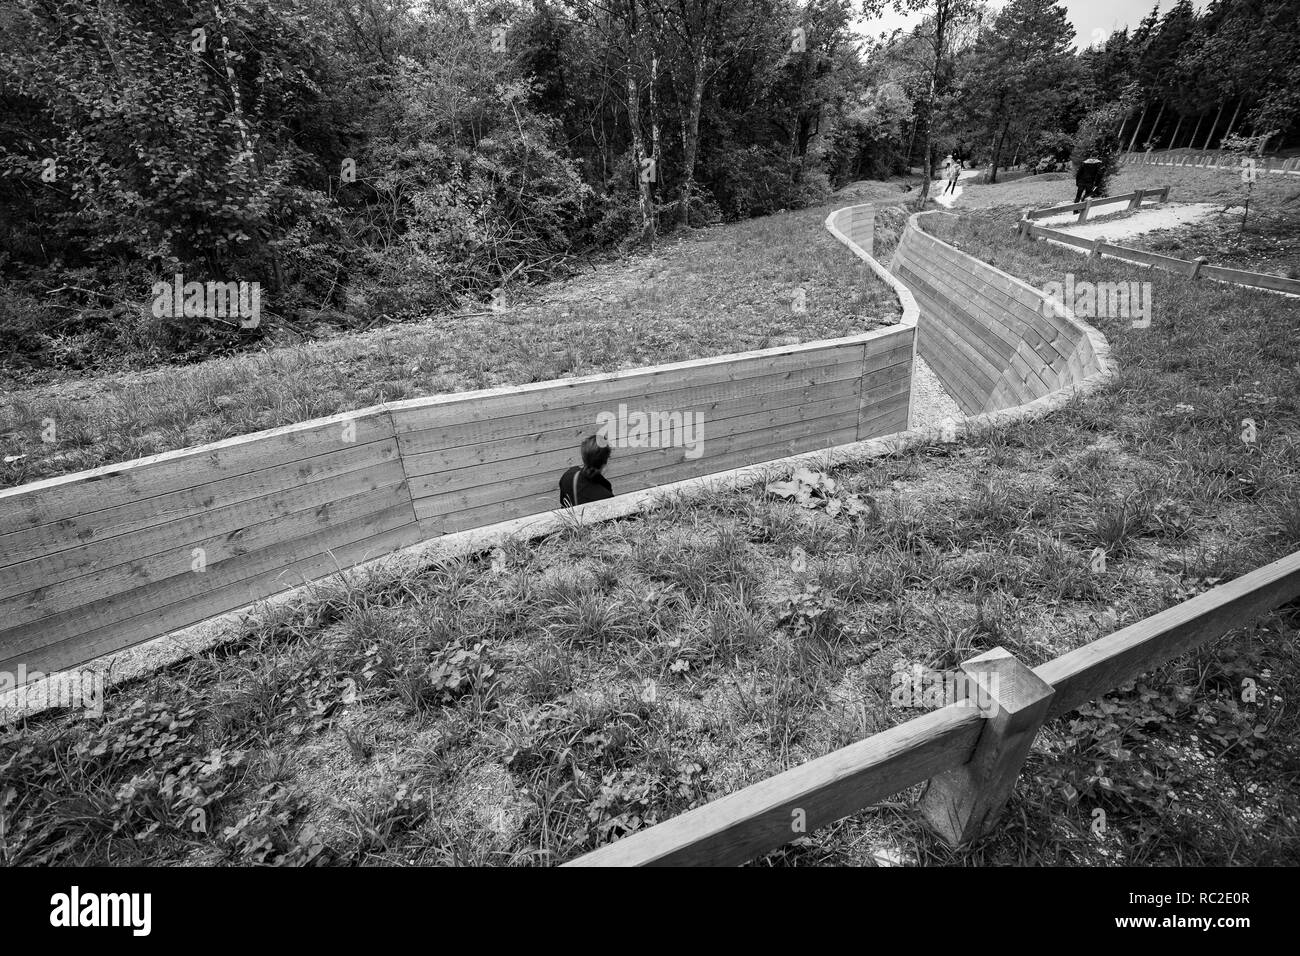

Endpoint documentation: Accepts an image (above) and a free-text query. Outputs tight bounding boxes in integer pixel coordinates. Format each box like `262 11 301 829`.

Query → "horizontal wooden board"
0 438 401 572
396 357 875 464
416 412 866 533
1200 264 1300 295
0 482 413 659
1 481 410 630
0 500 420 674
386 331 912 434
413 394 863 519
0 452 406 601
901 248 1023 360
0 408 394 536
406 372 909 500
566 702 983 866
3 519 423 679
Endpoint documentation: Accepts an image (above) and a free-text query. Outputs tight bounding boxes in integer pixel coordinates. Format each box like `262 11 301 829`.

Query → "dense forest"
1 0 1297 371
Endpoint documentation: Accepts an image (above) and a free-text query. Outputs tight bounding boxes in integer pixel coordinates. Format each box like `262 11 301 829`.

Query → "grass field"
0 184 912 491
3 169 1298 868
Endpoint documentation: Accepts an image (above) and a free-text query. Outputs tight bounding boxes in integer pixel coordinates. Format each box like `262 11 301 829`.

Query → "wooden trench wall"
1 211 917 683
889 210 1107 416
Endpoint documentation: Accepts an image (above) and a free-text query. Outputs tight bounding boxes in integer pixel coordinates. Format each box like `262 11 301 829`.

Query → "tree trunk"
1201 99 1225 150
677 48 706 228
1147 100 1166 149
988 118 1010 184
624 2 653 245
917 0 948 205
1169 114 1184 151
650 53 660 232
1012 133 1029 168
1221 96 1244 143
1116 108 1131 145
1125 101 1149 154
1187 112 1204 150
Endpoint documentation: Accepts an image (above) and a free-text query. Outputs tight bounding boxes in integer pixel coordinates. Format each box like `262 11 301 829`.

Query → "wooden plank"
396 358 882 463
407 369 913 503
565 703 983 866
385 331 911 432
1035 550 1300 719
412 395 864 519
857 391 911 437
919 648 1055 845
1200 264 1300 295
892 261 1011 382
0 408 394 536
902 251 1021 359
915 218 1082 342
1097 243 1191 271
397 343 912 462
0 449 405 597
2 519 423 680
416 415 867 534
401 371 884 492
916 322 992 414
0 481 410 629
912 300 1002 393
0 480 413 657
0 439 401 571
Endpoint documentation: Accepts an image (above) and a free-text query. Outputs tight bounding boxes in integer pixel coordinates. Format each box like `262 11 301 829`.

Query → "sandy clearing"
1038 201 1218 238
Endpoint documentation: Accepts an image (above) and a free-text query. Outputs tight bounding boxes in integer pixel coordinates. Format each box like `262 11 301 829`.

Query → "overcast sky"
856 1 1209 51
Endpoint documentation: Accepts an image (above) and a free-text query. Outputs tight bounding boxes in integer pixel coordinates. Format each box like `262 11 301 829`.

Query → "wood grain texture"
893 212 1105 417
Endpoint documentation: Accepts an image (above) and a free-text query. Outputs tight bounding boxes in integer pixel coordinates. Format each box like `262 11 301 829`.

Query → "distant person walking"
559 435 614 507
1074 157 1103 204
944 161 961 195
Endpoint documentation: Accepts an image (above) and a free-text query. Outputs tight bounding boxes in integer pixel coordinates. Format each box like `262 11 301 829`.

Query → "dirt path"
1037 201 1219 238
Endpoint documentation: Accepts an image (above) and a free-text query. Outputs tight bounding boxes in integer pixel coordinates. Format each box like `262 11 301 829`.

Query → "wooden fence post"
919 647 1055 846
1127 188 1145 211
1189 256 1207 280
1088 235 1105 260
1078 198 1092 223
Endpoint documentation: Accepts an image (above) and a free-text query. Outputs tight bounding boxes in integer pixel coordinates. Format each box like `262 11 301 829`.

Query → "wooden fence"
1022 186 1170 223
568 549 1300 865
0 211 916 686
888 211 1108 416
1018 198 1300 297
1123 149 1300 176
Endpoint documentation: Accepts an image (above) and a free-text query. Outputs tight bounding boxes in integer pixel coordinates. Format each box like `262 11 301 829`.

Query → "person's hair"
580 434 612 478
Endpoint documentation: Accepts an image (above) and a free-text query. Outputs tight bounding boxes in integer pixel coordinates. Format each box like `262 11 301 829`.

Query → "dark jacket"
1075 163 1103 201
559 466 613 507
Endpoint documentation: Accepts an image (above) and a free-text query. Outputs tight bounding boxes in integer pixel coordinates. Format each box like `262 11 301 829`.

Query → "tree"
866 0 981 204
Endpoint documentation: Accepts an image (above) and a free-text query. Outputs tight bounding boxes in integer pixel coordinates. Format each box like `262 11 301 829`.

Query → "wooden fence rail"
1017 197 1300 297
1023 187 1170 222
1122 150 1300 176
568 549 1300 866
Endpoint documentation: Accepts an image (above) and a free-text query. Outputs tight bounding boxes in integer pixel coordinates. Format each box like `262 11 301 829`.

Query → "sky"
856 1 1209 51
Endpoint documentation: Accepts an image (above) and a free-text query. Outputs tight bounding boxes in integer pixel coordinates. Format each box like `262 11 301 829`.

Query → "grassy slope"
0 184 911 490
3 169 1298 868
